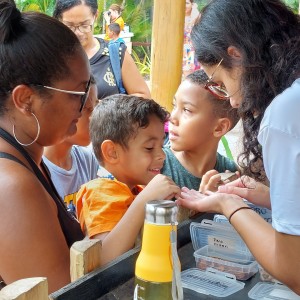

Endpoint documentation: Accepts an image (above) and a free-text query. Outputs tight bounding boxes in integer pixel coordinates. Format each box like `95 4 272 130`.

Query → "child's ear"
213 118 231 138
101 140 119 164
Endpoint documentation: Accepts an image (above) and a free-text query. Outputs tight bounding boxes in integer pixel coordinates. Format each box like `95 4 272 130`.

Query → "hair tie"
228 206 252 223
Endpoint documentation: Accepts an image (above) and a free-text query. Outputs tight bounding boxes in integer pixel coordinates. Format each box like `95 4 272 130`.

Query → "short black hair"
108 23 121 35
53 0 98 19
186 69 240 130
90 94 168 163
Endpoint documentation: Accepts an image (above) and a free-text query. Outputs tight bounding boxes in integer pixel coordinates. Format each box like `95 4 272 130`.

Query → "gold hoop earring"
13 112 40 147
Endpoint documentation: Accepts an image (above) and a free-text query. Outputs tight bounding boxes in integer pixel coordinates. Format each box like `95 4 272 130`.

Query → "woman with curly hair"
177 0 300 293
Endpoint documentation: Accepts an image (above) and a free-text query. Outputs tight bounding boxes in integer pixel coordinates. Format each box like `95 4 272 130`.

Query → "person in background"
107 23 124 43
182 0 200 79
67 200 76 216
43 76 99 209
177 0 300 293
53 0 150 100
76 95 180 266
161 69 239 221
0 0 89 292
103 3 124 41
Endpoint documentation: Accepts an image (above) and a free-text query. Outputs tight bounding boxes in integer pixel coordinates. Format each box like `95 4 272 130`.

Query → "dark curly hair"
191 0 300 181
90 94 169 163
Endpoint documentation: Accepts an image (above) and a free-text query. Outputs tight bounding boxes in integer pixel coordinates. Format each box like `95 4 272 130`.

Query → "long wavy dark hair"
192 0 300 181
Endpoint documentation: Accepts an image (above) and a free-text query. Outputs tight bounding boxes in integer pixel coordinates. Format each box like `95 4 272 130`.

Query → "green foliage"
16 0 55 14
95 0 152 42
131 46 151 78
283 0 299 13
196 0 299 12
122 0 152 43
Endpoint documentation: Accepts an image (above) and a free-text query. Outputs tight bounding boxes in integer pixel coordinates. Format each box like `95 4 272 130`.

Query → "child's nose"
169 109 178 125
157 148 166 161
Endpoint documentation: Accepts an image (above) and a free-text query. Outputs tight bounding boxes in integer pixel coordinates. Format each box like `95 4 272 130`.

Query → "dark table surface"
50 214 261 300
97 242 260 300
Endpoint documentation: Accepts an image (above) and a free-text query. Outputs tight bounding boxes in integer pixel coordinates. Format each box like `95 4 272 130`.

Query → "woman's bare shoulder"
0 160 70 291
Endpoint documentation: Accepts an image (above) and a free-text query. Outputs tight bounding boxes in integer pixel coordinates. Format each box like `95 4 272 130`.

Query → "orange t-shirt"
76 177 143 238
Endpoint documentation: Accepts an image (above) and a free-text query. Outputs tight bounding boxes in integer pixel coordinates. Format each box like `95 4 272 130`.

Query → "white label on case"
207 235 236 249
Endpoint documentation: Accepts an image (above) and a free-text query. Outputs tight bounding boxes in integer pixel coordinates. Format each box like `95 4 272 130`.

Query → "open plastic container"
181 268 245 297
248 282 300 299
191 219 258 280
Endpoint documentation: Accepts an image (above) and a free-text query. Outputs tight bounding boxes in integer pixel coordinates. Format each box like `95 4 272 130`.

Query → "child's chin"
170 144 183 152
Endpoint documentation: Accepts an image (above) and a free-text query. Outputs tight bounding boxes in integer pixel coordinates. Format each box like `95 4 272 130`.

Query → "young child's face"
107 28 114 39
66 84 97 146
169 80 219 151
115 115 166 188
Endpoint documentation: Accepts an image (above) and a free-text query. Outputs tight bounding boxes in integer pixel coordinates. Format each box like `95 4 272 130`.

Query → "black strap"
0 152 30 169
0 128 61 200
0 128 84 246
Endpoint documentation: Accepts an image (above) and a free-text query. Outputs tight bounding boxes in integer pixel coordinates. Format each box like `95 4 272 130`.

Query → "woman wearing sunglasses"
53 0 150 100
0 0 91 293
176 0 300 293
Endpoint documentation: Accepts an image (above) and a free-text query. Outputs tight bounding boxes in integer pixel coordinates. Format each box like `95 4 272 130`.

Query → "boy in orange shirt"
76 95 180 265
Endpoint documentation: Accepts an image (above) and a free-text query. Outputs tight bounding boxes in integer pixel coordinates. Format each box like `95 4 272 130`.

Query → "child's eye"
183 107 192 113
145 147 154 151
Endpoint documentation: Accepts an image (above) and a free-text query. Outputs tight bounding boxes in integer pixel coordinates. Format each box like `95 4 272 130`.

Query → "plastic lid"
213 214 229 223
190 219 252 255
181 268 245 297
248 282 300 300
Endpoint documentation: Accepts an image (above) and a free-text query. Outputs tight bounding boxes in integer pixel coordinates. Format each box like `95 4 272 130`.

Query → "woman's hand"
176 187 243 216
218 176 271 209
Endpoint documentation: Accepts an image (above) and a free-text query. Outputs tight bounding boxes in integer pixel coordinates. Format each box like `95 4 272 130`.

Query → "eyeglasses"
34 78 91 112
205 58 230 100
64 24 93 33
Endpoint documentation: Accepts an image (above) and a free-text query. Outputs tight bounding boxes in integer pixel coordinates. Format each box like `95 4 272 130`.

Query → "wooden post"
150 0 185 112
0 277 48 300
70 239 102 282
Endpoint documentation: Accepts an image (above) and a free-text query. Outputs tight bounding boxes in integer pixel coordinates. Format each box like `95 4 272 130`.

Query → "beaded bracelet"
228 206 252 223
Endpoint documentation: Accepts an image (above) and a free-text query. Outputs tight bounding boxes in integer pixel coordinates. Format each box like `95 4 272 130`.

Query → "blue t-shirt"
43 145 99 205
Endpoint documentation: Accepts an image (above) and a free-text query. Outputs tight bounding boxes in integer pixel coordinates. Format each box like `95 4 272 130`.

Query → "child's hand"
140 174 180 202
199 170 239 193
103 12 111 23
